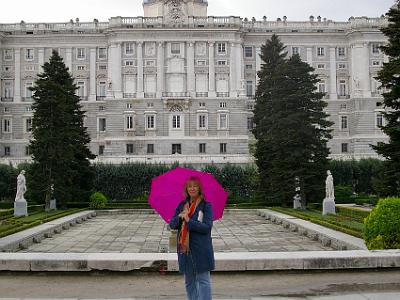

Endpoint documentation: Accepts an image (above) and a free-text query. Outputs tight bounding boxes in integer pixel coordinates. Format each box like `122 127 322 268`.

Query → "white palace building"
0 0 389 166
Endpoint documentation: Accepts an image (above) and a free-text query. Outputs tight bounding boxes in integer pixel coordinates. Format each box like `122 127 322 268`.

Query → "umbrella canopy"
148 167 228 223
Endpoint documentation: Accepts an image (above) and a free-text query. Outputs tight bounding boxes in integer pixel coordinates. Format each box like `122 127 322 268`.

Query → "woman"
169 176 215 300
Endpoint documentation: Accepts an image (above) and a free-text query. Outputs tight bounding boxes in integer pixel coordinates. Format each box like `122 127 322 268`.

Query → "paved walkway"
18 210 333 253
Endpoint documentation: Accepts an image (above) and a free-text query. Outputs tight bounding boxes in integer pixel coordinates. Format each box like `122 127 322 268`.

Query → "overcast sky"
0 0 395 23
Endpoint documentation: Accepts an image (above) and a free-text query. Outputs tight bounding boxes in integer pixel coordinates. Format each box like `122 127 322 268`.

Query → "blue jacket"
169 199 215 274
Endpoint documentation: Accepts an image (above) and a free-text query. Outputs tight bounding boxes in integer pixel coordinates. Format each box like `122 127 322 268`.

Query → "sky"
0 0 395 24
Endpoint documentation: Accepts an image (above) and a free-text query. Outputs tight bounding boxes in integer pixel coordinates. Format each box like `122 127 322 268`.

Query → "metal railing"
96 96 106 101
216 92 229 98
0 97 13 102
162 92 189 97
144 93 156 98
123 93 137 98
196 92 208 98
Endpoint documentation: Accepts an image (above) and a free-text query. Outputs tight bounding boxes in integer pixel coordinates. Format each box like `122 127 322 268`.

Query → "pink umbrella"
148 167 228 223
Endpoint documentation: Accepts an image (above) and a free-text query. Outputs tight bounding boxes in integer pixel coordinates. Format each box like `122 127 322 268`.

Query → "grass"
269 206 368 239
0 208 86 238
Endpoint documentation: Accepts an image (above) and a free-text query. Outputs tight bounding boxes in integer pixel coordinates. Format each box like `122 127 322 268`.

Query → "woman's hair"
184 176 204 200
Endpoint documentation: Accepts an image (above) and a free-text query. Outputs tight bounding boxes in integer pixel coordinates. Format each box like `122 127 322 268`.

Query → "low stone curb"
0 211 97 252
256 209 367 250
0 250 399 272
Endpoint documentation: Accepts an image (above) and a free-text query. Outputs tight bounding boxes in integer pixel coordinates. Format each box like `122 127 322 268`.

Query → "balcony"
162 92 189 98
144 93 156 98
196 92 208 98
96 96 106 101
1 97 13 102
216 92 230 98
123 93 137 99
338 95 350 99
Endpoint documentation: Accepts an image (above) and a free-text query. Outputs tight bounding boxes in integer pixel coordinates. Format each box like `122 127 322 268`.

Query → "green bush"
89 192 108 209
334 185 354 203
364 197 400 249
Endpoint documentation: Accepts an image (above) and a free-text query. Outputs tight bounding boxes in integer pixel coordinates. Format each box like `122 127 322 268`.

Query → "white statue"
325 170 334 200
15 170 27 202
323 170 336 215
293 193 302 209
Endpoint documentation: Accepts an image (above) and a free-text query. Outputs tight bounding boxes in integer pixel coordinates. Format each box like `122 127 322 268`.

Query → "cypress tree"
253 35 333 206
29 50 95 209
372 1 400 197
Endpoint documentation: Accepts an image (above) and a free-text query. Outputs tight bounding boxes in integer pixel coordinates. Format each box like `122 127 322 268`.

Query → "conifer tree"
253 35 332 206
28 50 95 209
372 1 400 197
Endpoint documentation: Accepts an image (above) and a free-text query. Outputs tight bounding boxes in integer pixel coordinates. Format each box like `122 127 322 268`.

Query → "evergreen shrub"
89 192 108 209
364 197 400 249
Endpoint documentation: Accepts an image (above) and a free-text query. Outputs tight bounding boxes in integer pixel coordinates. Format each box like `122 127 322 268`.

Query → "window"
317 47 325 56
126 103 133 109
197 60 206 66
25 82 33 98
98 118 106 132
199 102 206 107
217 60 226 65
244 46 253 58
341 143 348 153
25 49 34 60
245 64 253 70
339 80 347 96
219 102 226 108
317 64 325 69
318 81 326 93
125 60 134 66
338 63 347 69
198 114 207 129
372 44 380 55
172 144 182 154
126 115 134 130
292 47 299 55
376 113 384 128
25 118 32 132
220 143 227 154
126 144 134 154
372 61 381 66
3 82 13 99
146 115 156 130
3 49 13 60
125 42 134 55
338 47 346 57
246 81 253 97
4 146 10 157
98 64 107 70
247 103 254 110
77 65 86 71
99 145 105 156
98 81 106 97
340 115 348 130
76 81 85 97
146 60 155 66
219 114 228 129
172 115 181 129
98 47 107 59
77 48 86 59
217 43 226 54
2 119 11 133
247 117 254 130
147 144 154 154
171 43 180 54
25 146 31 156
199 143 206 154
98 106 105 111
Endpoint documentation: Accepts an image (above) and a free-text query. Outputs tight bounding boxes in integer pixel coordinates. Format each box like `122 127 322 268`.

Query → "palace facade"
0 0 389 165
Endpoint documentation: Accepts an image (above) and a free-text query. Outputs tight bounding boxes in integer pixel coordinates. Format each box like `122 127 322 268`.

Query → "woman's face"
187 181 200 198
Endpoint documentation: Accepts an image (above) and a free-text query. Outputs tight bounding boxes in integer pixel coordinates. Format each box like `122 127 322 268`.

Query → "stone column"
237 43 245 97
229 43 236 95
255 46 262 85
350 43 371 98
329 47 337 99
208 42 215 97
306 47 313 66
89 48 97 101
38 48 45 73
156 42 164 98
14 48 21 102
187 42 195 97
110 43 122 98
65 48 72 73
137 42 144 98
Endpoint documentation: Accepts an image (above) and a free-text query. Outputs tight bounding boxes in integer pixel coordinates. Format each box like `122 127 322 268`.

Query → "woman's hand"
179 209 190 222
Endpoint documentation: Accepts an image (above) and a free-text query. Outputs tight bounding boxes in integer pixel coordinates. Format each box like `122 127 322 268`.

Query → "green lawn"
0 208 85 237
269 206 368 238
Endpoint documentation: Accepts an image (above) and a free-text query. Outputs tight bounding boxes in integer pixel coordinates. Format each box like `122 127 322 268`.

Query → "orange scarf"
178 197 201 254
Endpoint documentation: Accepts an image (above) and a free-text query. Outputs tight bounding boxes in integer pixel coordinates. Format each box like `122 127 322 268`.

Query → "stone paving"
18 210 333 253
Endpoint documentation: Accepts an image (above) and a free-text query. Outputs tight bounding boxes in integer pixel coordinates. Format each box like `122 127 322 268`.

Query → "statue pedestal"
322 198 336 215
50 199 57 210
293 196 302 209
14 201 28 217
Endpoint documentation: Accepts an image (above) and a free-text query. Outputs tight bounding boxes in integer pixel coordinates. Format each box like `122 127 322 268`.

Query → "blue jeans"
184 255 212 300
